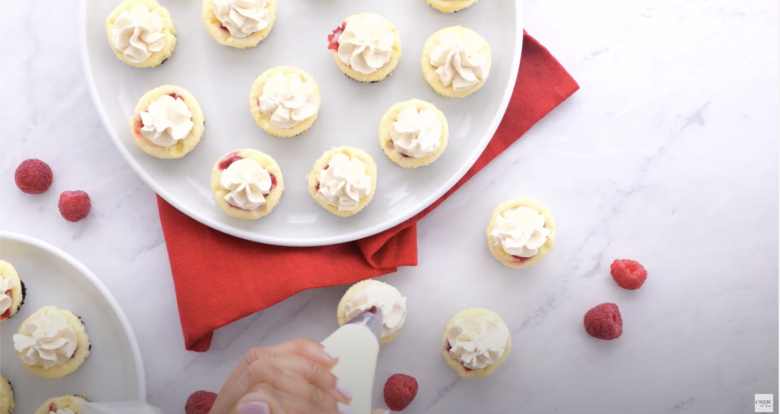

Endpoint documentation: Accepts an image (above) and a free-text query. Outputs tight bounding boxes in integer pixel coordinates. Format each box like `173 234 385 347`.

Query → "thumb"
234 388 285 414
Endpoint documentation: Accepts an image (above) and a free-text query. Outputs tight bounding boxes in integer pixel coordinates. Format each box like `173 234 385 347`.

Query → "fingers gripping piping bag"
321 309 383 414
75 311 382 414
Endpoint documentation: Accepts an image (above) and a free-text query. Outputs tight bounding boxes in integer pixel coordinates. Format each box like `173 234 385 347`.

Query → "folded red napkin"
158 31 579 352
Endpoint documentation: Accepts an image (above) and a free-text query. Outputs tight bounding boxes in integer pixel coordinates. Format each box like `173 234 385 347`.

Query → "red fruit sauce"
314 165 330 192
219 24 230 33
328 23 346 51
133 118 143 136
0 290 12 320
168 93 183 101
218 154 243 170
50 404 58 412
512 256 531 264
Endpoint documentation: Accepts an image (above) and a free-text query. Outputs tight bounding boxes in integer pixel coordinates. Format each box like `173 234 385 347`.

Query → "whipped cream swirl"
259 72 319 129
337 15 395 74
140 95 194 148
220 158 273 210
13 308 78 369
390 106 442 158
111 5 166 64
491 207 550 257
213 0 270 38
0 277 14 315
316 153 371 212
52 409 75 414
447 316 510 370
345 282 406 339
430 31 488 92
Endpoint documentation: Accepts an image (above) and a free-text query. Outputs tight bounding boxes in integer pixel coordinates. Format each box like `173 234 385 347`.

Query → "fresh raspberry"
15 159 53 194
584 303 622 340
610 259 647 290
58 191 91 222
383 374 418 411
328 23 345 51
185 391 217 414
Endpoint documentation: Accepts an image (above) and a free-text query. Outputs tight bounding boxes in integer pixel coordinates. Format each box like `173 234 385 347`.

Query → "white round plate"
0 232 145 410
82 0 523 246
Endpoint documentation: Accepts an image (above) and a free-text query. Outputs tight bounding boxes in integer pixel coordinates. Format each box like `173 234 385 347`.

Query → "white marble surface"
1 0 777 413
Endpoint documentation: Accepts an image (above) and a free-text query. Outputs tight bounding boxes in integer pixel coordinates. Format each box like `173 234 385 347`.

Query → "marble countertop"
1 0 778 412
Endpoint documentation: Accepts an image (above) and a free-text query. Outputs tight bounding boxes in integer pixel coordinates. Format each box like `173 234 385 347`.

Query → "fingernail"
338 402 357 414
238 401 271 414
323 347 339 360
336 379 355 399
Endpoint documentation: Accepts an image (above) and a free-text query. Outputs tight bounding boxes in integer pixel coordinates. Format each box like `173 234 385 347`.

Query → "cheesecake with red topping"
327 13 402 83
211 149 285 220
0 261 25 323
128 86 206 159
486 197 556 269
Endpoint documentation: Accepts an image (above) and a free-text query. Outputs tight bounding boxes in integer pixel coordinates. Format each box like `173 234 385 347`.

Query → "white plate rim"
80 0 524 247
0 231 147 401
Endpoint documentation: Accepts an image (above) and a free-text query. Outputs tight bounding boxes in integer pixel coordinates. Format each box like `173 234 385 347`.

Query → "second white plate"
82 0 523 246
0 232 145 410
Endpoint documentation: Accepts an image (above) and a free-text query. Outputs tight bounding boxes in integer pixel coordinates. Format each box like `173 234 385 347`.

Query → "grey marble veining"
1 0 778 413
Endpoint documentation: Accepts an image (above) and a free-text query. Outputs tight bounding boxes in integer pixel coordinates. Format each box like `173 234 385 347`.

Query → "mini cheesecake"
441 309 511 379
14 307 91 379
211 149 285 220
106 0 177 68
249 67 321 138
307 147 377 217
337 280 407 346
0 261 25 323
379 99 448 168
34 395 89 414
486 197 556 269
0 375 13 414
421 26 491 98
202 0 277 49
327 13 402 83
427 0 479 13
128 86 206 159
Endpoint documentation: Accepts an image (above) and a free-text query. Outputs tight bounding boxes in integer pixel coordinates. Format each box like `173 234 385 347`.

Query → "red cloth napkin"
158 32 579 352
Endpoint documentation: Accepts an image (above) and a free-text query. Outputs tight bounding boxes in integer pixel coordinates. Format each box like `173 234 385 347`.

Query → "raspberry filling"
328 22 346 51
219 154 277 210
50 404 57 412
168 93 183 101
0 290 11 320
386 141 411 158
314 165 330 192
219 24 230 33
133 118 143 136
444 342 473 371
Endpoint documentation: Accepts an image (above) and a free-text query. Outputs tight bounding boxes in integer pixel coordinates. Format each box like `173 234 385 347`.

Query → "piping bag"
80 310 383 414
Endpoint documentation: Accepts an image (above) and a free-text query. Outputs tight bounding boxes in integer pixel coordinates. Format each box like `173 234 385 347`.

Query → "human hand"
209 338 358 414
